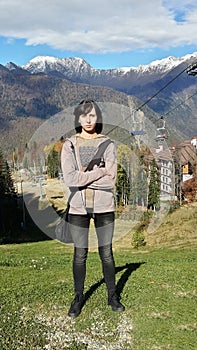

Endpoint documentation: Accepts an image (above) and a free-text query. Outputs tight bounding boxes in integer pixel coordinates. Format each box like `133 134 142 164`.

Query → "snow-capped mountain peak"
20 51 197 78
23 55 92 75
115 52 197 74
5 51 196 87
145 52 197 71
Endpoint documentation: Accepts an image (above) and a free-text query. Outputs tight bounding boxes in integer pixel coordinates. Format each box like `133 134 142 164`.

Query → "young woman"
61 99 125 318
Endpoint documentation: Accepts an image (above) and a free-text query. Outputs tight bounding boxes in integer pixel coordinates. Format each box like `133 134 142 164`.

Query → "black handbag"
55 204 73 243
55 139 112 244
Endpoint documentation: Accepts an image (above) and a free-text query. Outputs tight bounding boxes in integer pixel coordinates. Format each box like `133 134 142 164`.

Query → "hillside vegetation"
145 203 197 248
0 67 129 156
113 203 197 251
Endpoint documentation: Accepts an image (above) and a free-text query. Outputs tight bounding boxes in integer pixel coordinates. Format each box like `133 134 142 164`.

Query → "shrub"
132 228 146 249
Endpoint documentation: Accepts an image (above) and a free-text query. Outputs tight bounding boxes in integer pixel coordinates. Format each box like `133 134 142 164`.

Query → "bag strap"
84 139 113 172
67 141 78 207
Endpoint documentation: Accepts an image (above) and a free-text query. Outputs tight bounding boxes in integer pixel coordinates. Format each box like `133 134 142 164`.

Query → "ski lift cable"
104 59 197 137
154 90 197 138
136 63 195 111
155 88 197 123
163 90 197 117
161 61 197 118
105 89 196 143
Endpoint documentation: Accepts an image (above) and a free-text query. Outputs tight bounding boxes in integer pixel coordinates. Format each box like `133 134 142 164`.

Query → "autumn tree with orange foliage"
182 177 197 202
182 158 197 202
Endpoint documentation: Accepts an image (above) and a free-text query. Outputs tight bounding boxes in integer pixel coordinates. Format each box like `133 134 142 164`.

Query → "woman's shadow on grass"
84 262 145 303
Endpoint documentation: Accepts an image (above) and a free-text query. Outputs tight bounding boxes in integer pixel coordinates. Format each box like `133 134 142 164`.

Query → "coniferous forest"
0 148 49 243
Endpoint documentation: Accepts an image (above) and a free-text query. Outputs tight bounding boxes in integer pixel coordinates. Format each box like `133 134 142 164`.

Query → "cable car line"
163 90 197 117
104 59 197 138
136 64 193 111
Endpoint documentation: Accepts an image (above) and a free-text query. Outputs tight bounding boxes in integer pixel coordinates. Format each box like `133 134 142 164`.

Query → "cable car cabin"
156 131 168 141
156 117 168 140
156 116 166 129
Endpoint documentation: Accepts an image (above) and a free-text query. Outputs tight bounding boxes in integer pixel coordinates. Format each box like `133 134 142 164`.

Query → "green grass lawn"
0 239 197 350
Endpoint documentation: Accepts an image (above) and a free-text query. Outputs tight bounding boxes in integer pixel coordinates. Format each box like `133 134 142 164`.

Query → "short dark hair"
74 100 103 134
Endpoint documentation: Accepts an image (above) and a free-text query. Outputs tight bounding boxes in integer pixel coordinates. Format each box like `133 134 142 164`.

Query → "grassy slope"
0 204 197 350
113 202 197 251
145 202 197 248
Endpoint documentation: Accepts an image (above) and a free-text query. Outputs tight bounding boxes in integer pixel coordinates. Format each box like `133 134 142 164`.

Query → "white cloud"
0 0 196 53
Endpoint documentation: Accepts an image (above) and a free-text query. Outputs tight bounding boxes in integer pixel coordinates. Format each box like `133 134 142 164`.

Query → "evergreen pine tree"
0 149 4 195
148 158 160 210
4 161 15 195
0 149 8 196
0 149 15 196
0 148 17 240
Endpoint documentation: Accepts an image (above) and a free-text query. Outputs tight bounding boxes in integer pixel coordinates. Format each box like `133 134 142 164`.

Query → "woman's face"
78 106 97 133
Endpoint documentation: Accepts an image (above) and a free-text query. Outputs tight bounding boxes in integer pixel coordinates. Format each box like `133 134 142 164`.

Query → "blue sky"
0 0 197 69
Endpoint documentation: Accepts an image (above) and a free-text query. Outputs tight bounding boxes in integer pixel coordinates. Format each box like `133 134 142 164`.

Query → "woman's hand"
93 164 107 175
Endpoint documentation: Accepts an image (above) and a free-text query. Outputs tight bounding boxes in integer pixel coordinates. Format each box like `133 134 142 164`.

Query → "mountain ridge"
18 51 197 75
15 52 197 140
1 52 197 157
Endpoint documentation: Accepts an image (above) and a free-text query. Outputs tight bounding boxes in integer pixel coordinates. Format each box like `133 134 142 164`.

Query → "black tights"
73 244 116 294
68 212 116 295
